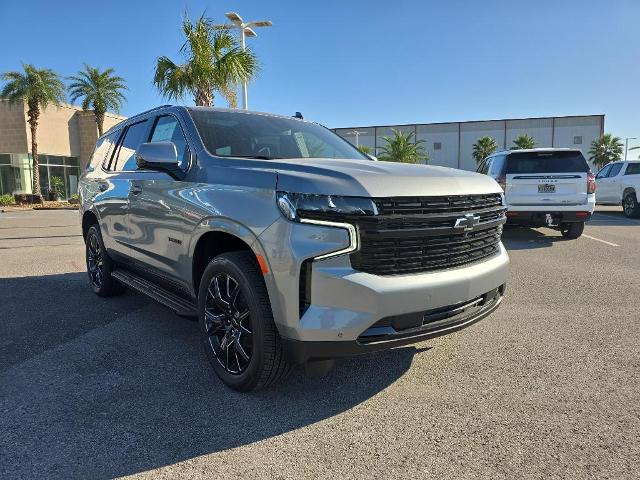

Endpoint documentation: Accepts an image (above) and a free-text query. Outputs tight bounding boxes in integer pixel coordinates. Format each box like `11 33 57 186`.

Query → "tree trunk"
94 109 105 137
195 87 213 107
26 101 43 203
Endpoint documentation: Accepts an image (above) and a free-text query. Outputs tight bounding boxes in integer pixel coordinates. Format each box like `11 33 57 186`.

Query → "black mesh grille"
352 194 505 275
374 194 503 216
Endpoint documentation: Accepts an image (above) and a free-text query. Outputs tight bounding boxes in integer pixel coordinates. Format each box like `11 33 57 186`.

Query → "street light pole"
624 137 637 160
345 130 367 148
223 12 272 111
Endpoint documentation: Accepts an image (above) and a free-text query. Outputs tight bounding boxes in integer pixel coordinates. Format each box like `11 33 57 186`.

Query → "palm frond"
154 12 260 107
378 129 428 163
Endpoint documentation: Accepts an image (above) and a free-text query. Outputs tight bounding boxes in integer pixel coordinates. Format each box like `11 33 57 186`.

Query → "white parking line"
582 234 620 247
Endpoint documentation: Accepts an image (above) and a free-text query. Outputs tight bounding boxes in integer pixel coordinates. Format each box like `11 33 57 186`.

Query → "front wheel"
560 222 584 239
623 192 640 218
85 224 126 296
198 251 291 392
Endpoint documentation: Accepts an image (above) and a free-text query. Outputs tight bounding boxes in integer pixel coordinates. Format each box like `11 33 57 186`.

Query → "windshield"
189 109 368 161
506 151 590 174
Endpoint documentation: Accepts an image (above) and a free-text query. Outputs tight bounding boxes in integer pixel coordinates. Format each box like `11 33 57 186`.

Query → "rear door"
505 151 590 206
99 119 151 261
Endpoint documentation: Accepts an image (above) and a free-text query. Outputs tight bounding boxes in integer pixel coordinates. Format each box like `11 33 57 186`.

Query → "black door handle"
131 185 143 195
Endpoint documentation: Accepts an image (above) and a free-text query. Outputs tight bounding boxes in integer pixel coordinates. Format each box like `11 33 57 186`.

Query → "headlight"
276 192 377 221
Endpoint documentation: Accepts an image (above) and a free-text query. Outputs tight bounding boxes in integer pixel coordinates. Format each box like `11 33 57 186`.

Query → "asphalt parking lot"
1 208 638 479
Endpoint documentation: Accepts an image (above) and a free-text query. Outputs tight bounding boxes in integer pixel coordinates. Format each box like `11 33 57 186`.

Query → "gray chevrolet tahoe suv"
79 105 509 391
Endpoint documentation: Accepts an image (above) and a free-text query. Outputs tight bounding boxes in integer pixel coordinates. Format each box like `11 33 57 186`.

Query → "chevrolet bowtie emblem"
454 214 481 231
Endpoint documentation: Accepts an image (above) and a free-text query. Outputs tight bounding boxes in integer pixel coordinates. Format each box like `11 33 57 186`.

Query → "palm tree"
357 145 371 154
589 133 624 169
68 64 127 136
378 130 427 164
472 136 498 165
1 64 65 201
512 134 536 150
154 13 258 107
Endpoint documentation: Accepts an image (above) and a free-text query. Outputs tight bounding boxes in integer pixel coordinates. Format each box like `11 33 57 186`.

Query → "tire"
623 191 640 218
198 251 291 392
560 222 584 239
85 224 126 296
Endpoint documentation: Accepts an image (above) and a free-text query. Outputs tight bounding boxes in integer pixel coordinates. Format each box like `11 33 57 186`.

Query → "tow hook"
545 214 559 227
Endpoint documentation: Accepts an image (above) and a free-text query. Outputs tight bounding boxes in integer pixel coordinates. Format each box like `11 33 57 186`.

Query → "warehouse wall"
335 115 605 172
416 123 459 169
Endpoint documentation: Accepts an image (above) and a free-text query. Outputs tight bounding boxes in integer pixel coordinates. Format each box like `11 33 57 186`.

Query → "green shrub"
50 176 65 198
0 194 15 206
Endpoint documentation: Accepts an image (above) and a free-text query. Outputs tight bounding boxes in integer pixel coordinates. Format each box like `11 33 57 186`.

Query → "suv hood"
271 158 501 197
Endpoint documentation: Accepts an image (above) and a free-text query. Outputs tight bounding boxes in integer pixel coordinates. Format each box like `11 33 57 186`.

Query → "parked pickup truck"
79 105 509 391
595 160 640 217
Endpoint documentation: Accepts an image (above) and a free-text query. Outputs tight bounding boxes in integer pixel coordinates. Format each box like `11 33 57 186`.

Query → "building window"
573 136 582 145
433 142 442 150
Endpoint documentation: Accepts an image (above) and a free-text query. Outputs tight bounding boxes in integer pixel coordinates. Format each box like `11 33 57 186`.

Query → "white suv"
477 148 595 239
595 160 640 218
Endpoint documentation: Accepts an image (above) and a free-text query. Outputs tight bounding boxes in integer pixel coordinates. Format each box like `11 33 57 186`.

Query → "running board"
112 269 198 317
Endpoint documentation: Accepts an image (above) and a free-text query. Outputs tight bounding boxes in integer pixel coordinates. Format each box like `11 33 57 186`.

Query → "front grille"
306 193 505 276
374 194 503 216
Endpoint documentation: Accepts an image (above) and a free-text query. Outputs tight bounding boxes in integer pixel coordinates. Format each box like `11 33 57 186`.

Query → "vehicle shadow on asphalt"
590 210 640 227
501 227 566 250
0 272 422 479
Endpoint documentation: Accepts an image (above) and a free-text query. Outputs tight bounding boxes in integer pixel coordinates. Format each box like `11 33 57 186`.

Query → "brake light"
496 175 506 192
587 172 596 194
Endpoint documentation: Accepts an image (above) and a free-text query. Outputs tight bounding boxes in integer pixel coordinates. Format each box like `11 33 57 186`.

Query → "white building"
334 115 604 171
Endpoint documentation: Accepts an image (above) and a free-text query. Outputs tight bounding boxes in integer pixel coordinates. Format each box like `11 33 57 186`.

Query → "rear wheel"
560 222 584 239
85 224 126 296
623 192 640 218
198 251 291 391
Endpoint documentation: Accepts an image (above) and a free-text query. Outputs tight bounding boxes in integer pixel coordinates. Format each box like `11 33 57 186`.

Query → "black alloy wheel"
623 192 640 218
204 272 253 374
87 230 104 289
198 251 291 391
84 224 126 297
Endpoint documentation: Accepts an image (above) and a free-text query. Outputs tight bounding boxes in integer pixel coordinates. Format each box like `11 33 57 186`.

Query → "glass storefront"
0 153 80 199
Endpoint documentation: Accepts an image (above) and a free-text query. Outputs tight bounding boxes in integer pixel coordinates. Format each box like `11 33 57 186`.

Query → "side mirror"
136 142 183 178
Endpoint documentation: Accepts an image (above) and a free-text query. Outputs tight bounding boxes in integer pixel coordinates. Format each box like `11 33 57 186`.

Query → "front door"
127 114 194 286
598 162 623 203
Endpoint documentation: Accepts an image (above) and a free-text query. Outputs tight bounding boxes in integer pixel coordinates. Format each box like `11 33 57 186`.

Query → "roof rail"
129 104 173 118
101 105 174 137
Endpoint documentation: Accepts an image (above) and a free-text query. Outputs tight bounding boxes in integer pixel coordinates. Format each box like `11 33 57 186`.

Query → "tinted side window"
478 158 493 174
112 121 149 172
89 130 119 170
596 164 612 179
489 155 506 177
149 115 190 170
625 163 640 175
608 163 623 177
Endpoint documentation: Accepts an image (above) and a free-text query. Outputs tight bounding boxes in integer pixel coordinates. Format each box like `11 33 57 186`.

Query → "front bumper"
256 217 510 358
282 285 504 363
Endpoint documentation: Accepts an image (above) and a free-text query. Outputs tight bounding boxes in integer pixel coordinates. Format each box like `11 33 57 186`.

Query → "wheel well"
82 211 99 240
192 231 254 293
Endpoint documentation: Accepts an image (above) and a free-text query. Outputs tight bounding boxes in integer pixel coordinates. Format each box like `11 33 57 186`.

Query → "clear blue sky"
2 0 639 145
